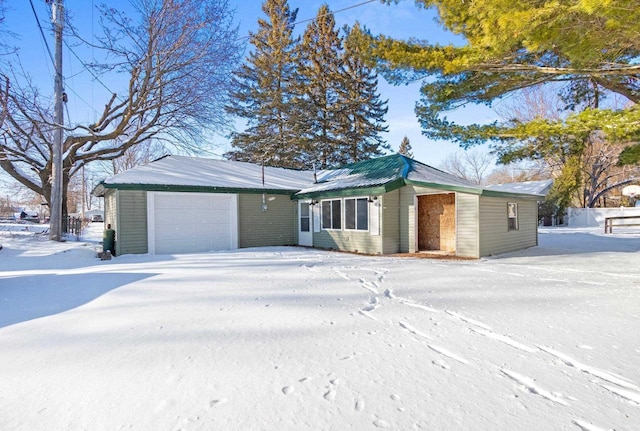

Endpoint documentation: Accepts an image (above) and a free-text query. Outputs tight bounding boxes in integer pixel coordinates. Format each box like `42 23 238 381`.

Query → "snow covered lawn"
1 225 639 430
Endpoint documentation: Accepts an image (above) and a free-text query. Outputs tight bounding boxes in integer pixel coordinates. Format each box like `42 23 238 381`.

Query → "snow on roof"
406 158 481 189
484 179 553 196
100 155 315 191
297 154 481 196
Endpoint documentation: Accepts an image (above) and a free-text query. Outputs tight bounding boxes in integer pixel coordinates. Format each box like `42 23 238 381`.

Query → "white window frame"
507 202 519 231
321 199 342 230
344 196 369 232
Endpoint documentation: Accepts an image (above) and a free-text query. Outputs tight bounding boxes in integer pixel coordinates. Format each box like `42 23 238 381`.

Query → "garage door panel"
148 192 238 254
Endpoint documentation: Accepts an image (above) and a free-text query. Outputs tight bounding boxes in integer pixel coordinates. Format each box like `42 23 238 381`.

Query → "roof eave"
481 189 545 199
404 179 483 195
94 183 300 196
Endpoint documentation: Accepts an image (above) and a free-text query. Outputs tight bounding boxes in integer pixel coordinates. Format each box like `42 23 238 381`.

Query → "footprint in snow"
432 359 451 370
359 309 378 320
428 344 469 365
359 278 379 294
373 417 391 428
355 398 365 411
572 419 607 431
399 321 432 340
469 327 536 353
208 399 228 408
500 369 568 406
446 310 492 330
282 386 294 395
601 385 640 405
334 270 350 280
538 345 639 391
323 389 337 402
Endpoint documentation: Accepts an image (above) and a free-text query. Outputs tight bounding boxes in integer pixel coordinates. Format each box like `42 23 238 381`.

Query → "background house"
94 154 543 258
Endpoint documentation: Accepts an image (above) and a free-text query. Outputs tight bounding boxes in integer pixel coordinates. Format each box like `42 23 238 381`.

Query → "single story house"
93 154 543 258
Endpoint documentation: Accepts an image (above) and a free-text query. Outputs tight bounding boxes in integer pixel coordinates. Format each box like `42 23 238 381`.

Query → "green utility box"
103 224 116 256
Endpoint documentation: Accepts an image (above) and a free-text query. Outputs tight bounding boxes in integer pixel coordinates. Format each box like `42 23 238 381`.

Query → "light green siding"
313 196 383 254
381 190 400 254
238 194 297 248
456 193 479 258
104 190 117 229
117 190 148 255
313 229 382 254
399 186 416 253
479 196 538 256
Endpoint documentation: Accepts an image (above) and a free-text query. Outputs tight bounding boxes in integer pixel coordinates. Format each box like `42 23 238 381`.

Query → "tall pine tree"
225 0 304 168
296 5 347 168
340 23 389 162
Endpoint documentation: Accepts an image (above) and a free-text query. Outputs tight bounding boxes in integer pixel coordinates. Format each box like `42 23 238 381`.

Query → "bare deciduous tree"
0 0 242 222
485 161 549 185
495 87 639 207
439 148 495 185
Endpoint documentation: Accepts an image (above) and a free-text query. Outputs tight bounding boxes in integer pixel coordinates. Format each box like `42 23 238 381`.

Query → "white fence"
567 207 640 228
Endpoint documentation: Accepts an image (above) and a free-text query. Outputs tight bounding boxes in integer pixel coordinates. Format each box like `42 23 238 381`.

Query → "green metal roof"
296 154 484 198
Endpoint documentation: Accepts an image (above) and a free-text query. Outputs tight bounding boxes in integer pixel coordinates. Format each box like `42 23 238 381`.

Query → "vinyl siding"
381 190 400 254
456 193 479 258
117 190 148 255
313 229 382 254
479 196 538 256
104 190 117 229
399 186 416 253
313 196 382 254
238 194 297 248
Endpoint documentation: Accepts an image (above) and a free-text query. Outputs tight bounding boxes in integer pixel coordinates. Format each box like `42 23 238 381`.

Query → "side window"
321 199 341 230
345 197 369 231
507 202 518 231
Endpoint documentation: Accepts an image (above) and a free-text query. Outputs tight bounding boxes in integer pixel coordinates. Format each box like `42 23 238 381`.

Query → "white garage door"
147 192 238 254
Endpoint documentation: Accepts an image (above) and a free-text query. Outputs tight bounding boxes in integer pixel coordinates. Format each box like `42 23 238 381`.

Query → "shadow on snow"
0 272 155 329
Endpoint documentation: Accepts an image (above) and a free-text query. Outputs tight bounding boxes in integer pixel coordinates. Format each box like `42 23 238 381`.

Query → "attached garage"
147 192 238 254
92 155 313 256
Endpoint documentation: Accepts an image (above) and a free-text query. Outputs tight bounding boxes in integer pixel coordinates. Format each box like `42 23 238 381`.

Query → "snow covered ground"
1 223 639 430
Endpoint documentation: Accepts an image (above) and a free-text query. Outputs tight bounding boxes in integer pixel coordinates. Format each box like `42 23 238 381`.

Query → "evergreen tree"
225 0 304 168
373 0 640 162
398 136 413 159
296 5 347 168
339 23 389 163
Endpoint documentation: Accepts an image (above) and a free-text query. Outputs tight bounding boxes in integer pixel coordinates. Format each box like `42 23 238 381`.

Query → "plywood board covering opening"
417 193 456 252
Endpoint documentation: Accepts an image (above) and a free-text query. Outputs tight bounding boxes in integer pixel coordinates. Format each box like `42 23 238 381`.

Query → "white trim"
369 199 380 236
343 196 370 232
320 198 342 231
298 201 313 246
312 203 321 233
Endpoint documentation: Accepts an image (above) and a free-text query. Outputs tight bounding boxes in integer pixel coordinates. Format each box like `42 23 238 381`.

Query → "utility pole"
49 0 64 241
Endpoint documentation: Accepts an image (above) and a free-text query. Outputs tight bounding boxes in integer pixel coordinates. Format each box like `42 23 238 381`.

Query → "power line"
236 0 377 41
28 0 56 68
63 39 120 100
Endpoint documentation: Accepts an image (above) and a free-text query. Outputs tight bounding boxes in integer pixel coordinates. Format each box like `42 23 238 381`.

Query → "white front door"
298 201 313 246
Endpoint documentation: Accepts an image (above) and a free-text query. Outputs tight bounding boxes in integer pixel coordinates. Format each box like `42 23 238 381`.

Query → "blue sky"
3 0 498 167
